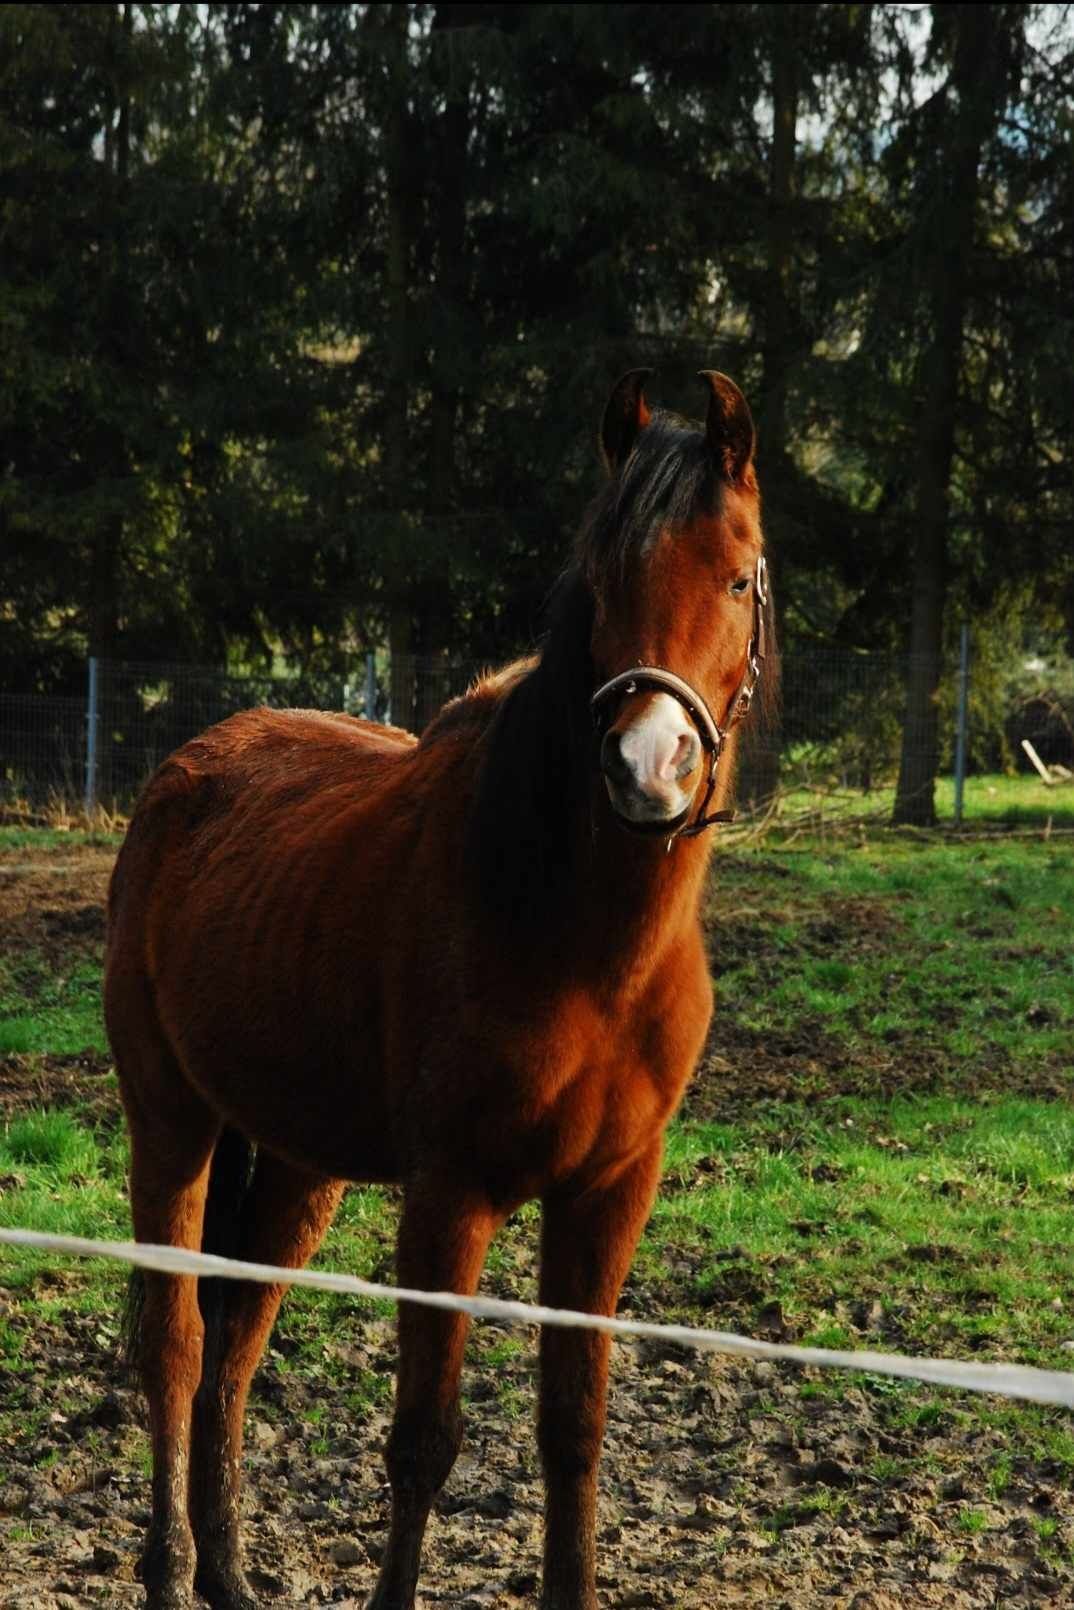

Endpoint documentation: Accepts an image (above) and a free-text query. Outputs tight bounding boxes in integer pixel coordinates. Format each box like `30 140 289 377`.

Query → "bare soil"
2 846 1072 1609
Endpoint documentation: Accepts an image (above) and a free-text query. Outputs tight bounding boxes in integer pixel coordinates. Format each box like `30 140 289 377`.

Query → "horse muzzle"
598 691 703 827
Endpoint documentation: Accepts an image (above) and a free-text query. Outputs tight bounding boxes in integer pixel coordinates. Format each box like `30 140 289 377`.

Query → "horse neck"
468 620 716 989
581 791 715 984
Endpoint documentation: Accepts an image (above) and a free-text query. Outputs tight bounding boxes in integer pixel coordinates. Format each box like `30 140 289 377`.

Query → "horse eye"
730 577 751 596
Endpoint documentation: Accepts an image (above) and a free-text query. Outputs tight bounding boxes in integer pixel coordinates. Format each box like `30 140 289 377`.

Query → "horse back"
109 706 416 929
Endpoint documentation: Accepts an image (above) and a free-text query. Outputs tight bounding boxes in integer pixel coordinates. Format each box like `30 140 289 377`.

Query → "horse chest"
462 965 710 1200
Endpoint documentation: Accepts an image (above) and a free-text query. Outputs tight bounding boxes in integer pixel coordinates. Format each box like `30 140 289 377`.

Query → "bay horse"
106 369 775 1610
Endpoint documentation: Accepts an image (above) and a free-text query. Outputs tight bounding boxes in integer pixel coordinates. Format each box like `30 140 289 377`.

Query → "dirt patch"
685 1013 1074 1127
0 1051 117 1124
0 845 114 973
708 895 902 967
2 1305 1072 1609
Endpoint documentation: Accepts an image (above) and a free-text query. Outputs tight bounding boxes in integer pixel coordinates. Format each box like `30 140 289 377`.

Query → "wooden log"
1022 739 1056 784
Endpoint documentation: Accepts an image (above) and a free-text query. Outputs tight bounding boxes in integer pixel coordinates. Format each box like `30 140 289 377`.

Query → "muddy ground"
1 843 1073 1609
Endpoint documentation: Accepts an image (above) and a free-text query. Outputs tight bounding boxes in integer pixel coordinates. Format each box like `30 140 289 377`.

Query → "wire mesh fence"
746 649 923 797
1 646 1069 819
0 654 475 810
0 693 88 806
84 661 351 806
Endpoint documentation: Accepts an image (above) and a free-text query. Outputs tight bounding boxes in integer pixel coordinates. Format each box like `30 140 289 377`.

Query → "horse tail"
121 1126 256 1383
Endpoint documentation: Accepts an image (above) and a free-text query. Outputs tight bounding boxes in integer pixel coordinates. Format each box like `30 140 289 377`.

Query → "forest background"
1 2 1072 824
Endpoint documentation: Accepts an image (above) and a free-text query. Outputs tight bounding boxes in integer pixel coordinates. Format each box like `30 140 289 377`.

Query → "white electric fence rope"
2 1225 1073 1409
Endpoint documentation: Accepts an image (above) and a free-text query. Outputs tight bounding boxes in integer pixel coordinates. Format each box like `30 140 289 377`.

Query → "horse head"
586 368 772 837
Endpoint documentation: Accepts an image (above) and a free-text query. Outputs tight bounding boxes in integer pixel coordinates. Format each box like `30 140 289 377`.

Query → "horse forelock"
578 410 721 600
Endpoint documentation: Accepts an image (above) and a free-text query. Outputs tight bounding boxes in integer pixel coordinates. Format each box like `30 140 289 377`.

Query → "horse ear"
698 371 756 485
600 368 653 473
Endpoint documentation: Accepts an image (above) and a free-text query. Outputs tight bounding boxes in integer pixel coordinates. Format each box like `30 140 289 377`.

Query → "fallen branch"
1021 739 1072 786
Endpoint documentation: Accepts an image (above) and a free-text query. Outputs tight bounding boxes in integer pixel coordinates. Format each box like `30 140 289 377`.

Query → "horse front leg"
365 1176 498 1610
538 1143 663 1610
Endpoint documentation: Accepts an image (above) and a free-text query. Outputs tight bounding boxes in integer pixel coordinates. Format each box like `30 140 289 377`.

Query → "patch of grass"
868 1454 909 1482
0 825 123 852
771 771 1074 830
798 1377 847 1404
987 1454 1013 1499
707 834 1074 1091
480 1337 527 1369
2 1110 98 1171
0 1109 129 1296
495 1383 528 1421
798 1489 848 1518
0 1315 26 1368
957 1507 989 1534
343 1371 392 1418
0 949 106 1055
652 1092 1074 1368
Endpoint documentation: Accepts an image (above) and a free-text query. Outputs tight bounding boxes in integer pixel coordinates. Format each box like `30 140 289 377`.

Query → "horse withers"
106 369 775 1610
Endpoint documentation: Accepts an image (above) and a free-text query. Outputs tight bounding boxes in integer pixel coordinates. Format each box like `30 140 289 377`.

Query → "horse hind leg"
121 1052 219 1610
189 1150 345 1610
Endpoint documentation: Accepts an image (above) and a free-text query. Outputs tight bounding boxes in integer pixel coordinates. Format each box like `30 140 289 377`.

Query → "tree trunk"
893 6 1003 825
740 4 806 811
416 4 473 730
90 1 134 802
383 3 415 730
89 0 133 668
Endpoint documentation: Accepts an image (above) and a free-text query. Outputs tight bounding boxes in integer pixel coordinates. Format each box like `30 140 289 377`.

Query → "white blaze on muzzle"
618 692 702 798
613 693 700 818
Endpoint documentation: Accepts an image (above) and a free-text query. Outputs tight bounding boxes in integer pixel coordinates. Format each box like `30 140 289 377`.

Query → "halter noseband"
589 554 769 842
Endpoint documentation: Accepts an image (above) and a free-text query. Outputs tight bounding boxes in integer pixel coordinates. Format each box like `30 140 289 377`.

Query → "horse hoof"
193 1566 261 1610
364 1584 415 1610
145 1591 196 1610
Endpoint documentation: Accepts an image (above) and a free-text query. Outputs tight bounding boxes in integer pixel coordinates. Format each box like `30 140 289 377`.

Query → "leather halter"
590 554 769 842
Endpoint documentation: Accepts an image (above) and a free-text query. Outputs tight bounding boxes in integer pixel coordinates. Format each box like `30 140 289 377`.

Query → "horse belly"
153 898 401 1182
167 1002 401 1182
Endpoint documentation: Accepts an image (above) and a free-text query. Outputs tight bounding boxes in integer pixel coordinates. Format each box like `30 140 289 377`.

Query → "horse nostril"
600 728 633 785
674 731 701 780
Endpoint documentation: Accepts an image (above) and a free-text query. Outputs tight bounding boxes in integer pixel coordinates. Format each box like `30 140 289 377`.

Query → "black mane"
465 567 595 931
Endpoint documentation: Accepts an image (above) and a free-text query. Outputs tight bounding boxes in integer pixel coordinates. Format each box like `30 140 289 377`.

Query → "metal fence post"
84 656 99 815
365 651 377 722
953 623 970 827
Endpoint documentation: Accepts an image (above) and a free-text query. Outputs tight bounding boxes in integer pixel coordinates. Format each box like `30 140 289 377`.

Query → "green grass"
0 953 106 1054
771 769 1074 829
653 1093 1074 1362
708 834 1074 1077
0 825 123 852
0 1111 130 1289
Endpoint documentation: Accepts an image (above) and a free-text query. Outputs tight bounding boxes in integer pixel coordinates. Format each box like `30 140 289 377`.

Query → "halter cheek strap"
589 554 768 841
